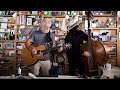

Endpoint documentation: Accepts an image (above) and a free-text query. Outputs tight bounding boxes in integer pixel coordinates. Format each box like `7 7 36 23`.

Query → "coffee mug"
104 63 112 70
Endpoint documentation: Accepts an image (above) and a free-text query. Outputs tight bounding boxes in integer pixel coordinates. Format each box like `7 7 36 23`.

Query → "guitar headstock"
64 42 72 49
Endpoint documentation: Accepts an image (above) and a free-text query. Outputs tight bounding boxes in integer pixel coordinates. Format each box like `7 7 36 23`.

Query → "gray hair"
40 19 51 29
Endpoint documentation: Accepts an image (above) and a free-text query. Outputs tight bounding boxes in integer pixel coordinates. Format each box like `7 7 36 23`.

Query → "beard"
41 30 49 33
42 30 49 33
41 27 50 33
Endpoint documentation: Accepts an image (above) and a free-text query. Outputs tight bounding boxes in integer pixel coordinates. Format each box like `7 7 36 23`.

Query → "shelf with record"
91 11 118 66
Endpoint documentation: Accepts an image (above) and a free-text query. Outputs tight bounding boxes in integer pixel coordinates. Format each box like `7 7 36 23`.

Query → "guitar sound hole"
37 50 41 54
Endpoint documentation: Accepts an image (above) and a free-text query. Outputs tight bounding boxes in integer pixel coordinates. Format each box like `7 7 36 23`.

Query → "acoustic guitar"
22 43 72 67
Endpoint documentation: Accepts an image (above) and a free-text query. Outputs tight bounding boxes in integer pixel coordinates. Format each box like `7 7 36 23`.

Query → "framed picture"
4 42 14 49
27 17 32 25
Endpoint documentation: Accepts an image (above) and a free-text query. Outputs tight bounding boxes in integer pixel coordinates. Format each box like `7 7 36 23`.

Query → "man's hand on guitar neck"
52 45 63 53
58 46 63 52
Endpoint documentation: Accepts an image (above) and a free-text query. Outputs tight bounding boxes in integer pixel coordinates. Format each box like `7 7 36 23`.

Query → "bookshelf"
0 11 17 75
0 11 119 76
116 12 120 66
16 11 41 75
90 11 118 66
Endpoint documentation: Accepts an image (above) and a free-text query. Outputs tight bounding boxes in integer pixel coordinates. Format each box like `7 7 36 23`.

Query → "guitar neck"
37 43 71 55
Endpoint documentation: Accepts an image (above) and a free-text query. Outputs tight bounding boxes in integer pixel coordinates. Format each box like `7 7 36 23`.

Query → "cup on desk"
104 63 112 70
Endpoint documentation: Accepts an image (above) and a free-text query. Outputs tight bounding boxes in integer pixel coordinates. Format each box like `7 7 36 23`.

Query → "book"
1 23 7 29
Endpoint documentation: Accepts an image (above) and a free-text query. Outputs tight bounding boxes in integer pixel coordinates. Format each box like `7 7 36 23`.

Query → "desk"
0 75 84 79
100 67 120 79
2 67 120 79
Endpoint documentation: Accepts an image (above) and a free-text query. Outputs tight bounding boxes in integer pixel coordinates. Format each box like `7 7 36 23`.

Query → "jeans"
31 60 51 76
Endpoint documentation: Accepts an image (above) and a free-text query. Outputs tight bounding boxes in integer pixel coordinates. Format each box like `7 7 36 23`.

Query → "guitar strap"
46 31 54 66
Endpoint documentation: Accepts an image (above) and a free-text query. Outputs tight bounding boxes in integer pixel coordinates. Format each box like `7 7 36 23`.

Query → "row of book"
18 27 39 34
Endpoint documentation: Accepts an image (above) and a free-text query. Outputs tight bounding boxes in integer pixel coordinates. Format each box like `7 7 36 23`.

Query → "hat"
67 16 82 31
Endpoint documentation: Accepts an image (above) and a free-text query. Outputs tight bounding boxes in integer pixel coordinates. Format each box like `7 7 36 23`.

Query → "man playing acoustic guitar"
25 19 63 76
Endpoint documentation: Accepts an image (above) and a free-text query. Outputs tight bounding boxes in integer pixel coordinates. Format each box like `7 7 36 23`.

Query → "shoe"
79 74 88 78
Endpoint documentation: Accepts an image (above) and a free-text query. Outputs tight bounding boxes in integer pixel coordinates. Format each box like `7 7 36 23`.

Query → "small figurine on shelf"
51 11 55 16
61 11 65 16
18 29 21 34
17 67 21 75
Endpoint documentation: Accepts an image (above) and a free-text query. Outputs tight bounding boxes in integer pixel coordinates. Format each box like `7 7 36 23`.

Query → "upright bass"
80 11 110 78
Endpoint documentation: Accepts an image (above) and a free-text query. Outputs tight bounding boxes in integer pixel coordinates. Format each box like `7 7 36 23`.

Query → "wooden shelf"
16 49 23 50
17 25 40 27
24 14 39 16
68 14 114 17
0 48 15 50
16 54 23 57
0 15 13 17
0 62 14 64
93 14 115 17
92 28 117 30
17 13 39 16
2 55 15 57
0 22 15 24
101 42 117 44
17 34 30 36
69 15 87 17
44 16 66 18
16 40 26 43
0 40 15 42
